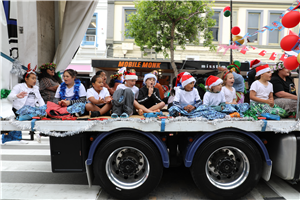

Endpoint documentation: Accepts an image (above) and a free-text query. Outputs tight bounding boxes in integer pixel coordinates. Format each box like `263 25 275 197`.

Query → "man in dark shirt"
270 63 297 116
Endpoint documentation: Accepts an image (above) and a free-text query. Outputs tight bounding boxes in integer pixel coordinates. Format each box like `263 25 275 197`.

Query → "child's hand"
184 105 195 113
148 87 154 97
16 91 27 98
61 100 70 107
98 98 106 104
267 99 274 108
105 96 113 103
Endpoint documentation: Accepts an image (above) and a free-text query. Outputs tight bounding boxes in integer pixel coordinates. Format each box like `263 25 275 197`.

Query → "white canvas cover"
1 2 17 117
54 0 98 72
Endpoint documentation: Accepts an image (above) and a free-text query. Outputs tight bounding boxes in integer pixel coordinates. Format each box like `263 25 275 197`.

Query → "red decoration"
280 54 288 61
284 56 299 70
223 6 230 12
282 11 300 28
240 49 247 54
231 26 241 35
280 35 299 51
269 52 277 60
259 50 267 56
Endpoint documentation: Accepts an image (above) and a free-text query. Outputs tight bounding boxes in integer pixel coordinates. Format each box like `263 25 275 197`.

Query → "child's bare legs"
134 100 153 115
86 103 112 115
149 102 165 112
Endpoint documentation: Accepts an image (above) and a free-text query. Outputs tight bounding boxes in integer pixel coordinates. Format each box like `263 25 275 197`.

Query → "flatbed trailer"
1 117 300 200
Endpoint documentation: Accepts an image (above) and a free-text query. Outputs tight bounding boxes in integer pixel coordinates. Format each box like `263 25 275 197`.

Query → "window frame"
210 9 223 43
82 13 98 47
267 10 285 45
122 7 136 41
245 10 264 45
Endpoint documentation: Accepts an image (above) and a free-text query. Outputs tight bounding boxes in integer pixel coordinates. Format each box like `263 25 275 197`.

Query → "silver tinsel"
10 60 26 78
259 119 300 134
9 117 257 137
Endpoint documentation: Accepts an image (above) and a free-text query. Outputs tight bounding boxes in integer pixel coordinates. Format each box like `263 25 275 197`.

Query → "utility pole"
230 0 233 64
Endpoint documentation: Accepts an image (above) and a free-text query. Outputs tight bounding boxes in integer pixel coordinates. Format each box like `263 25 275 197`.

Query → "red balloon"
284 56 299 70
280 35 299 51
282 11 300 28
223 6 230 12
231 26 241 35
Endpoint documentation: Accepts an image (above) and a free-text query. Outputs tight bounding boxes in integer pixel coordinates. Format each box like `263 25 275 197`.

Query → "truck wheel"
93 133 163 200
190 133 262 200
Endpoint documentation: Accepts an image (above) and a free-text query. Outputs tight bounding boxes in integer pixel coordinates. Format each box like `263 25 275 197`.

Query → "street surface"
1 132 300 200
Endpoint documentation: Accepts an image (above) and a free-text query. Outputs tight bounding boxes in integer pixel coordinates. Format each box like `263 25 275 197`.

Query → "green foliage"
125 0 216 59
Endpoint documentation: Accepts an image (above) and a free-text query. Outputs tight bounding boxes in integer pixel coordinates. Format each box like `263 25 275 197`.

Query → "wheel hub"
216 157 236 177
118 157 139 176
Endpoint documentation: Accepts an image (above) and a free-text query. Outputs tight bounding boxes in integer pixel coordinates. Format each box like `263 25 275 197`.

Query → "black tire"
93 132 163 200
190 133 262 200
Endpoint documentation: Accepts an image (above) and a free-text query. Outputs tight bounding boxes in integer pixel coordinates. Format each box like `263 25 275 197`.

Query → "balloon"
223 6 230 12
231 26 241 35
284 56 299 70
280 35 299 51
224 10 231 17
282 11 300 28
233 35 244 45
233 60 241 67
297 54 300 64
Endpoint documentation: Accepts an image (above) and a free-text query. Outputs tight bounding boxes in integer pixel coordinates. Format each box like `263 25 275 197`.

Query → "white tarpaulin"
53 0 98 72
1 1 17 117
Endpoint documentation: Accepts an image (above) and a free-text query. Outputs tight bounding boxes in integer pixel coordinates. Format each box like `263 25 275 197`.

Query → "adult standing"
270 62 297 116
38 63 62 103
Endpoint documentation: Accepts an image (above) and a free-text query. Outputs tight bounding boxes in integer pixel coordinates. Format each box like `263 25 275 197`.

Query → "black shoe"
90 111 101 118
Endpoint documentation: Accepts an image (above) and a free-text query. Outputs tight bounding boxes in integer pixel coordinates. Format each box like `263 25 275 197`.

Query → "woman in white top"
221 72 237 104
8 64 45 117
86 75 113 117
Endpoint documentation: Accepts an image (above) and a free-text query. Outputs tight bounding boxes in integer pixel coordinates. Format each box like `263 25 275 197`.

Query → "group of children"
7 60 288 120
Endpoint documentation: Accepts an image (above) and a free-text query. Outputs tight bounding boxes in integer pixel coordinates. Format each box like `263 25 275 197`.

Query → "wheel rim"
105 146 150 190
205 146 250 190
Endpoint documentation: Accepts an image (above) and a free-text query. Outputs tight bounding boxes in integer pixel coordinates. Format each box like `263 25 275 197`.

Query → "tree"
125 0 216 76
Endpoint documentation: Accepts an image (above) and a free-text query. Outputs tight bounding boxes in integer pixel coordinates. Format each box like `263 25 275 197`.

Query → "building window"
124 9 136 39
82 14 98 46
247 12 260 43
269 13 281 44
210 11 220 41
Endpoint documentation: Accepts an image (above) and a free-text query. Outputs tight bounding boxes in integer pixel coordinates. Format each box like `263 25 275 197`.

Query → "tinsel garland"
259 119 300 134
59 79 81 100
1 89 11 99
8 116 257 137
10 60 26 78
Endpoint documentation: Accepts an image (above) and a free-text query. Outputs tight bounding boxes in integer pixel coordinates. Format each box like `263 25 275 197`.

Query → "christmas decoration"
281 11 300 28
280 35 299 51
284 56 299 70
231 26 241 35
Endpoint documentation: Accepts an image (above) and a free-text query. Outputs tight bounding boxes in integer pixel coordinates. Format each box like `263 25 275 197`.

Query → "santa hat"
181 74 196 88
143 73 157 85
175 72 190 87
124 71 138 80
255 64 271 77
205 75 223 89
250 59 262 69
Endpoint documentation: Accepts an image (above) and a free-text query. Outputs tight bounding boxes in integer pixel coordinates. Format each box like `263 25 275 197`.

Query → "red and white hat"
205 75 223 89
175 72 190 86
143 73 157 85
124 71 138 80
181 74 196 88
255 64 271 77
250 59 262 69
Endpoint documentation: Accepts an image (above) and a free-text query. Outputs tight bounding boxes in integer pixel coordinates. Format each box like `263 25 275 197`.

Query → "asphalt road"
1 133 300 200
